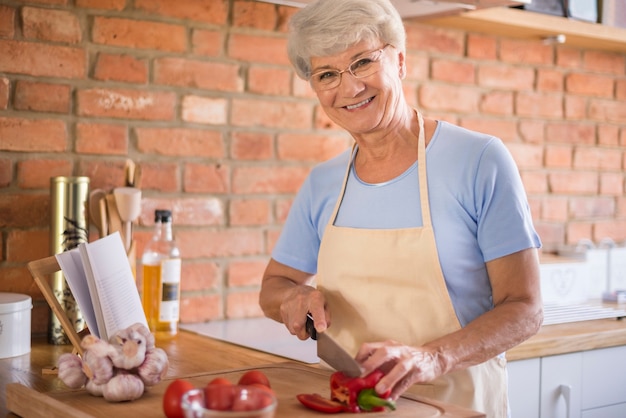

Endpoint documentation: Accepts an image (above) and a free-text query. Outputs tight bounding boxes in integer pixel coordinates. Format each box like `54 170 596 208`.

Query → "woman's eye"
352 57 373 71
317 71 338 82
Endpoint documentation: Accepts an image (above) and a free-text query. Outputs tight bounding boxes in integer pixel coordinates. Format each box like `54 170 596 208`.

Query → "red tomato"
204 384 235 411
231 386 273 411
207 377 232 386
163 379 195 418
237 370 271 388
248 382 275 397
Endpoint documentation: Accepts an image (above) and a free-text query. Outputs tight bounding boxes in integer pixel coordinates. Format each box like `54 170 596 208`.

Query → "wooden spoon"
88 189 107 238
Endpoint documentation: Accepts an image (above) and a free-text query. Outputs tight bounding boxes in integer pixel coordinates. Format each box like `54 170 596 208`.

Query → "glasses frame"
309 44 392 91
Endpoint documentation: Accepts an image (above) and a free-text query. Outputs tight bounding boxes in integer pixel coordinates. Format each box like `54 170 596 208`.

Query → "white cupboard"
508 345 626 418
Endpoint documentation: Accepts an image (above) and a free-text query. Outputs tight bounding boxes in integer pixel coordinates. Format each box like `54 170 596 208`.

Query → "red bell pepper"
296 369 396 414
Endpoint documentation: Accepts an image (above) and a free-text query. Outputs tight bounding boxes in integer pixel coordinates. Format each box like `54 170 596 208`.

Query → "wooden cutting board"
6 362 484 417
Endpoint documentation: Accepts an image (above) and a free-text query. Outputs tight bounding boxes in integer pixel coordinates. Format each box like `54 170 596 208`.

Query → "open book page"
79 232 148 341
55 249 101 338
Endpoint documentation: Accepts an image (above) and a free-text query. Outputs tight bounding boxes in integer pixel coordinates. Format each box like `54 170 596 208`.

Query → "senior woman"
259 0 543 416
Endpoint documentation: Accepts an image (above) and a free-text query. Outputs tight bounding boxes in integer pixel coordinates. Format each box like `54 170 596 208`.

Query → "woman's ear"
398 50 407 79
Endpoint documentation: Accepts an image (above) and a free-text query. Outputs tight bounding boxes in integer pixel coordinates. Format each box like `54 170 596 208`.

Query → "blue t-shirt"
272 121 541 326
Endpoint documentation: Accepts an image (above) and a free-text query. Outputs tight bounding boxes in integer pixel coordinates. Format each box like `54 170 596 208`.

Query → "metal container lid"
0 293 32 314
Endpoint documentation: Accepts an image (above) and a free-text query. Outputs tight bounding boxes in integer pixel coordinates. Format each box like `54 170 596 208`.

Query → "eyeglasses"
309 45 392 91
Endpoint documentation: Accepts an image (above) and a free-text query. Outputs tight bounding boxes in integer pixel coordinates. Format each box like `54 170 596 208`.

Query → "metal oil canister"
49 176 89 344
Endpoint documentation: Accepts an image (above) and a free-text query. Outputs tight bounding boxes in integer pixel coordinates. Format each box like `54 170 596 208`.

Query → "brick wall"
0 0 625 338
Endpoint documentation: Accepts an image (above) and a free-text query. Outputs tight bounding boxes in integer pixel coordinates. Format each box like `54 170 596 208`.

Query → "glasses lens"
312 70 341 90
349 52 381 78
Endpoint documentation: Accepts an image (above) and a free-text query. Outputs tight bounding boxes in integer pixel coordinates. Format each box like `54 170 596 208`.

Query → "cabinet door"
582 403 626 418
540 352 583 418
581 345 626 410
508 358 541 418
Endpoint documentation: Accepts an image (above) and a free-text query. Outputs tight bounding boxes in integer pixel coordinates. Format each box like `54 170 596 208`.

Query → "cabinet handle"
559 384 572 418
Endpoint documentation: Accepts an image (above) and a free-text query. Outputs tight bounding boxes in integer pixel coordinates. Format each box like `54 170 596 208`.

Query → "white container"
0 293 32 358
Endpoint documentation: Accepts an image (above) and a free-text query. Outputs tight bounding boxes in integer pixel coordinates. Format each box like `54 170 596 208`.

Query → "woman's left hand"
355 340 443 400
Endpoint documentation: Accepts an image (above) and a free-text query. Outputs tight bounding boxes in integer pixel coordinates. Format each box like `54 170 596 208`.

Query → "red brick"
536 222 565 249
600 173 624 196
479 91 513 116
549 171 598 194
519 119 545 144
459 118 518 142
230 199 271 226
566 73 614 98
0 158 11 187
478 63 535 90
6 229 49 262
564 95 586 120
233 0 277 30
292 76 316 99
500 39 554 65
276 5 297 33
583 50 625 75
231 98 312 129
0 266 42 299
76 0 126 10
0 77 8 109
228 260 266 287
76 122 128 155
0 5 15 38
22 7 81 43
94 53 148 84
593 220 626 242
0 40 85 78
570 196 615 218
277 133 350 162
191 29 223 57
78 159 127 190
505 142 543 169
419 84 480 113
228 33 289 65
545 145 572 168
180 294 222 323
92 17 186 52
77 88 176 121
139 197 223 227
232 166 309 194
520 171 548 194
154 57 242 92
134 0 228 24
181 96 228 125
598 124 620 146
431 59 475 84
178 229 264 258
617 80 626 100
0 117 67 152
231 131 273 160
226 291 263 318
546 122 595 145
405 23 464 56
537 69 564 92
618 197 626 218
17 159 72 189
181 261 220 292
404 53 429 82
136 127 224 158
467 34 496 60
565 222 592 246
14 81 71 113
0 194 49 228
22 0 68 5
275 198 292 223
541 196 568 222
589 98 626 123
574 147 622 170
248 66 291 96
556 46 582 69
516 92 563 119
131 162 178 192
183 162 229 193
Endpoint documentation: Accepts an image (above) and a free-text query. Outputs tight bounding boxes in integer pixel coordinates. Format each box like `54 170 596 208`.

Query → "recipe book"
55 232 148 341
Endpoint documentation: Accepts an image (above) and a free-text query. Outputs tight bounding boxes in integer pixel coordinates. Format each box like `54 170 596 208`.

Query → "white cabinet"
508 345 626 418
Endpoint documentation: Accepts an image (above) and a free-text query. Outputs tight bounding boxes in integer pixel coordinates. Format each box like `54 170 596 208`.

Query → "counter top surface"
3 315 626 416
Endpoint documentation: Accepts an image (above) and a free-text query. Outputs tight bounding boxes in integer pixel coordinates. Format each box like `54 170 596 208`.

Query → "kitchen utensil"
113 187 141 252
133 164 142 189
306 314 362 377
124 159 136 187
88 189 107 238
105 194 123 238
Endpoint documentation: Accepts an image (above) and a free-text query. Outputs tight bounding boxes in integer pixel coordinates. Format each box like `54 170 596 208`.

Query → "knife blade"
306 314 362 377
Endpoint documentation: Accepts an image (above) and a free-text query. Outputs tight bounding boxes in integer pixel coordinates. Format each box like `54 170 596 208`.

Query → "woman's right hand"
280 285 329 340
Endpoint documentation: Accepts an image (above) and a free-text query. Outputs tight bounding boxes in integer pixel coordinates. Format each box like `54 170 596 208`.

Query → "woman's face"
309 40 405 135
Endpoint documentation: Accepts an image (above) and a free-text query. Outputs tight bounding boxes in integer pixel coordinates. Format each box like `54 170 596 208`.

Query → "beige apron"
317 111 508 417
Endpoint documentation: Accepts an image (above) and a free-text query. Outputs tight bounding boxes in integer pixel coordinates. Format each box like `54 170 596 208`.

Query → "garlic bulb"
102 373 145 402
57 353 87 389
138 347 169 386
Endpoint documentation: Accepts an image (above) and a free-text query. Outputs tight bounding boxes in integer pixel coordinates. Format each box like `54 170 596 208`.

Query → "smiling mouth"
345 97 373 110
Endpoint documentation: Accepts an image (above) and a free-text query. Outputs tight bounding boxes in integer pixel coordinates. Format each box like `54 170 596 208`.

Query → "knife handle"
305 313 317 340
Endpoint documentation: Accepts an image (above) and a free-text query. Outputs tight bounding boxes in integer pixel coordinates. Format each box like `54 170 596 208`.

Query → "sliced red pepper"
330 369 395 413
297 393 347 413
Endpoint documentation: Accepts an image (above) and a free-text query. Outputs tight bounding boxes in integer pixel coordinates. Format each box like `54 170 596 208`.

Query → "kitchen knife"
306 314 362 377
